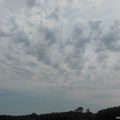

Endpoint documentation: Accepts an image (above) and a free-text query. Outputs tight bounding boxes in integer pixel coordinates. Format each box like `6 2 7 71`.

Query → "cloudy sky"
0 0 120 115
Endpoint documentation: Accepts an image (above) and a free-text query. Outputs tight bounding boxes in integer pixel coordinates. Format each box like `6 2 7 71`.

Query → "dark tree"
75 107 83 113
86 108 90 113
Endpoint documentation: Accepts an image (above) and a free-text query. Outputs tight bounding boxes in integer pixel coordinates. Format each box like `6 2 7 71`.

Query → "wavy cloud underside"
0 0 120 112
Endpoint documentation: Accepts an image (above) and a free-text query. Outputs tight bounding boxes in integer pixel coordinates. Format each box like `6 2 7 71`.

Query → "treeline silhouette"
0 106 120 120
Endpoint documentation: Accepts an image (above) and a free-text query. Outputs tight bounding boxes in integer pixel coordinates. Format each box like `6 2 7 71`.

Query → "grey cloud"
35 45 50 64
67 57 84 70
114 66 120 70
100 24 120 51
72 25 85 49
26 0 36 7
13 31 30 46
97 52 108 63
102 33 119 51
11 67 33 74
1 0 120 114
39 26 56 46
89 20 102 31
10 67 34 80
46 7 60 20
0 31 10 37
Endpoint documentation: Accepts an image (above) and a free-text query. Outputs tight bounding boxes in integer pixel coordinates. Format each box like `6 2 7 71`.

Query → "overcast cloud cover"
0 0 120 114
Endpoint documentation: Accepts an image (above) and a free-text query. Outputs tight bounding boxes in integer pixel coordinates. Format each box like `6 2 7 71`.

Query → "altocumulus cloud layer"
1 0 120 114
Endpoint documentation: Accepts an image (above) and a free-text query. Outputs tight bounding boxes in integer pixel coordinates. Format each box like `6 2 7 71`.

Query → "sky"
0 0 120 115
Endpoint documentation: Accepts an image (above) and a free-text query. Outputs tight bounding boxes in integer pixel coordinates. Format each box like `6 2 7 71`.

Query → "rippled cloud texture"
0 0 120 114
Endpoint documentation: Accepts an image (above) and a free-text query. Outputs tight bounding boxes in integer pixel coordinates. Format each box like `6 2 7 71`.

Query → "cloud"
26 0 37 7
1 0 120 113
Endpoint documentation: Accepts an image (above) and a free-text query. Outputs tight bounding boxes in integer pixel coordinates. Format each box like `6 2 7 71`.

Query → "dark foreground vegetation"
1 106 120 120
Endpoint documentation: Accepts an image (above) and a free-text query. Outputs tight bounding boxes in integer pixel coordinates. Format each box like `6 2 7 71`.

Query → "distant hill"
96 106 120 120
1 106 120 120
0 112 95 120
